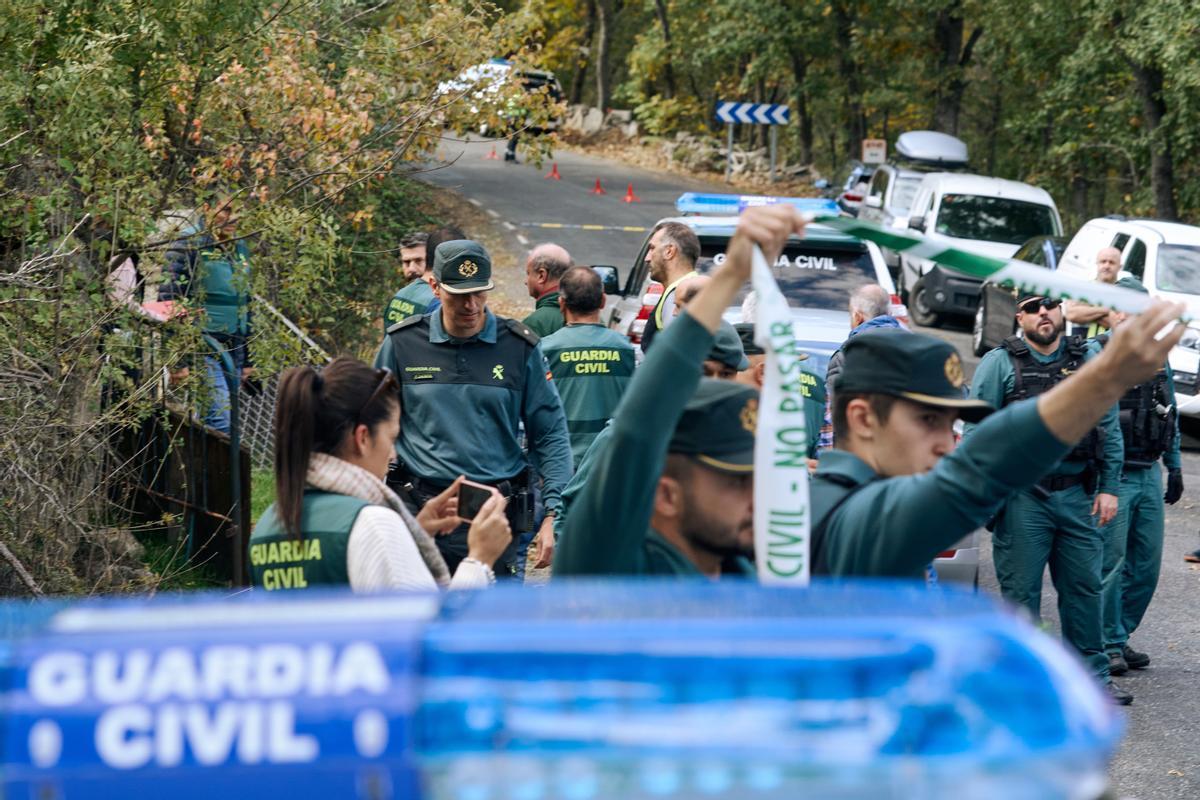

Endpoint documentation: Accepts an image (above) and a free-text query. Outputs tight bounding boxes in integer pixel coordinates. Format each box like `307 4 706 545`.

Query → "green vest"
540 323 636 464
249 490 368 590
383 279 434 331
199 239 251 335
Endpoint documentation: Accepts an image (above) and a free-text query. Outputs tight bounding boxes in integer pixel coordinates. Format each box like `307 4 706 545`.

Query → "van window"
1156 245 1200 294
869 169 890 200
891 176 923 213
935 195 1058 245
1124 238 1147 281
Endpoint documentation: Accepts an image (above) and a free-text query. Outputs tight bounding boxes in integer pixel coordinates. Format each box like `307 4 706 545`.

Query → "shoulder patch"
502 317 540 347
386 315 425 336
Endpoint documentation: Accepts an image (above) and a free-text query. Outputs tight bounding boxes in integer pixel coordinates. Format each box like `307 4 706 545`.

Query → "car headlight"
1180 326 1200 352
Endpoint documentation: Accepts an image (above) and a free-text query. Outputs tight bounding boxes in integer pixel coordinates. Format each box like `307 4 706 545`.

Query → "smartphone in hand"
457 479 498 521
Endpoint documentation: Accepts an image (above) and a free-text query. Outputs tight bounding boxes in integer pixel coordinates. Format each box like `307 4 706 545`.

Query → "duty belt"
1036 472 1085 492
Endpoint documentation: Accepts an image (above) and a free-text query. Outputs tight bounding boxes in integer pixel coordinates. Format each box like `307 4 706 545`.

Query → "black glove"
1165 468 1184 505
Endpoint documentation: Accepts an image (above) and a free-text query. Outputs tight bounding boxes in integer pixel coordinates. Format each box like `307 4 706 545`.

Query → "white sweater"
346 506 492 591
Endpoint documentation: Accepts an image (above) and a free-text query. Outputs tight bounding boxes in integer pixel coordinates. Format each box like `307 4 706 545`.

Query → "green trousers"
993 483 1109 681
1100 465 1164 653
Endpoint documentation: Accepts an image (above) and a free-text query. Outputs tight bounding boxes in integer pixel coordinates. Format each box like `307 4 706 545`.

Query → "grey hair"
848 283 890 320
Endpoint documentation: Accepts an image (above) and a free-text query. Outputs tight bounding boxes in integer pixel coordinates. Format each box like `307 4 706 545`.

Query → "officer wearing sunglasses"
968 291 1128 704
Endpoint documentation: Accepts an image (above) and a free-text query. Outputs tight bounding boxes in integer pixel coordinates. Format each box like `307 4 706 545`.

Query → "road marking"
502 221 516 231
486 208 500 219
518 222 649 233
468 198 482 208
517 234 530 245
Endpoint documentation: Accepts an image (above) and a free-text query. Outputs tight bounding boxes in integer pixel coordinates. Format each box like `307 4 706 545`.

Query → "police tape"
518 222 649 233
751 244 811 586
810 214 1176 319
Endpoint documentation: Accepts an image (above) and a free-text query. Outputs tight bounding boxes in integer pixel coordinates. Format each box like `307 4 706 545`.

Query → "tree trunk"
652 0 676 99
787 50 814 164
1131 62 1178 220
930 2 983 135
569 0 596 105
594 0 614 111
833 1 865 162
985 86 1002 174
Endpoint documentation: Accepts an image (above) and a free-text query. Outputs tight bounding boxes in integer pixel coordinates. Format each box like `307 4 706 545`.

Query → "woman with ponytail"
250 357 511 591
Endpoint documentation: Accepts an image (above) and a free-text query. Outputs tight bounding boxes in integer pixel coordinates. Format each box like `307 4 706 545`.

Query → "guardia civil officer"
540 266 636 464
376 240 572 578
551 206 1186 603
381 226 465 331
250 357 511 592
1098 296 1183 677
968 292 1127 703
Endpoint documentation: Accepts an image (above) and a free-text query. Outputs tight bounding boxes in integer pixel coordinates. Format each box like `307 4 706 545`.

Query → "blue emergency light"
675 192 840 216
0 582 1121 799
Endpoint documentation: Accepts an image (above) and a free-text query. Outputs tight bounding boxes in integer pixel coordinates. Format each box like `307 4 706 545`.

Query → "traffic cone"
545 162 562 180
485 145 499 160
622 182 641 203
589 178 607 195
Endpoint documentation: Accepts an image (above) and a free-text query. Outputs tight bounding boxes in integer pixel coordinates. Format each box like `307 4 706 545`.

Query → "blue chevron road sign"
716 101 791 125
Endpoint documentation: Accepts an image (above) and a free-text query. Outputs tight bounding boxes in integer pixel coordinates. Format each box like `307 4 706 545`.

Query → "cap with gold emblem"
668 379 759 473
835 330 994 422
433 239 494 294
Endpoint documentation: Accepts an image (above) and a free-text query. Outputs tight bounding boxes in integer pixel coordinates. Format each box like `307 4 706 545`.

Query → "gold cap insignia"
740 397 759 434
458 259 479 278
944 352 964 389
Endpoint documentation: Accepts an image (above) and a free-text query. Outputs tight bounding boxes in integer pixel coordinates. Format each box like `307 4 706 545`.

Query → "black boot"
1106 681 1133 706
1108 650 1128 676
1122 644 1150 670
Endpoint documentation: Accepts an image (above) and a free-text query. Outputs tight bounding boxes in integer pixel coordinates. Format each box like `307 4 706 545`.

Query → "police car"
605 193 906 378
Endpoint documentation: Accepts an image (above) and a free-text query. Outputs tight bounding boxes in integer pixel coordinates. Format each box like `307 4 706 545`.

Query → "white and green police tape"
752 245 812 585
812 214 1172 319
750 213 1181 585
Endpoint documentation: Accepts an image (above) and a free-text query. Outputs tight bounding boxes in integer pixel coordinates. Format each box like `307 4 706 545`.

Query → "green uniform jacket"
523 291 565 337
375 309 572 512
249 491 366 589
541 323 636 464
554 312 753 577
812 399 1071 578
382 278 435 332
968 339 1123 493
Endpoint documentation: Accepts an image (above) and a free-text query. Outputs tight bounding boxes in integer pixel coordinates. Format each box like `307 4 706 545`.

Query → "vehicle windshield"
891 176 923 213
935 194 1058 245
697 239 878 311
1156 245 1200 296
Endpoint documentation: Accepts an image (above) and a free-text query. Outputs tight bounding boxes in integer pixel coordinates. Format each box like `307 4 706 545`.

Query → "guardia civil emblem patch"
458 259 479 278
740 397 759 433
944 352 965 389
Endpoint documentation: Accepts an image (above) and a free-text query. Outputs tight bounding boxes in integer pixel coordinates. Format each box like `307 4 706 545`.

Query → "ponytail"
274 366 320 540
271 358 400 540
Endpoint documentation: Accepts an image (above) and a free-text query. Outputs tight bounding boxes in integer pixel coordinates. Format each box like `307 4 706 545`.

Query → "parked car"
858 131 969 273
1055 216 1200 417
604 194 905 378
971 236 1068 356
436 58 564 136
899 173 1063 328
830 161 876 216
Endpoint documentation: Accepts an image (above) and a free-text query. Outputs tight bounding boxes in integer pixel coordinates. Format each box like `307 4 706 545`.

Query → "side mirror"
908 216 926 231
865 196 882 209
592 265 621 295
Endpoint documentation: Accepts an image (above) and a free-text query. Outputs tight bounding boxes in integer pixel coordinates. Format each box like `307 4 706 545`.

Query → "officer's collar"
429 308 497 344
815 449 880 486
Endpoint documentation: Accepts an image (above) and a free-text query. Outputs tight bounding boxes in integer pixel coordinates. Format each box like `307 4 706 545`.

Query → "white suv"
1056 216 1200 417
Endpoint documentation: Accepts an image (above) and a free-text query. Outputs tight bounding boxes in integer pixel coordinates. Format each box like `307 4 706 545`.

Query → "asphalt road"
416 135 1200 800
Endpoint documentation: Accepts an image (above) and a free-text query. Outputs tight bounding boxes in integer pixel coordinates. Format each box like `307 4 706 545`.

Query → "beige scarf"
306 453 452 586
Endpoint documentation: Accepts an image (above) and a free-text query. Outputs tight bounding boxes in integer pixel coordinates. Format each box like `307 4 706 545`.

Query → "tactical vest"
1096 334 1175 466
387 314 536 393
249 490 367 590
1001 335 1103 464
198 239 251 336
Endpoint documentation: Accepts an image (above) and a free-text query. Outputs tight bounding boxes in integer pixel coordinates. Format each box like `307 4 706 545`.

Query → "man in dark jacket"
159 197 253 435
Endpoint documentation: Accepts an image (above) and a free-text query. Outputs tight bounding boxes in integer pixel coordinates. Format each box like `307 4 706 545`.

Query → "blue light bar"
675 192 840 216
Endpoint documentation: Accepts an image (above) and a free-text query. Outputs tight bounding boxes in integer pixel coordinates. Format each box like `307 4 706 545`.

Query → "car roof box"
894 131 968 167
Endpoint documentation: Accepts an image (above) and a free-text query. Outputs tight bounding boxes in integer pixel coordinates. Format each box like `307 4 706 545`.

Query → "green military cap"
709 322 751 370
836 330 994 422
669 379 758 473
433 240 494 293
734 322 808 360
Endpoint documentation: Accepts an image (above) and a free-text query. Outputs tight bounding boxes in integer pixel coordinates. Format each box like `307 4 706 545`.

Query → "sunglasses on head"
356 367 398 422
1018 298 1061 314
